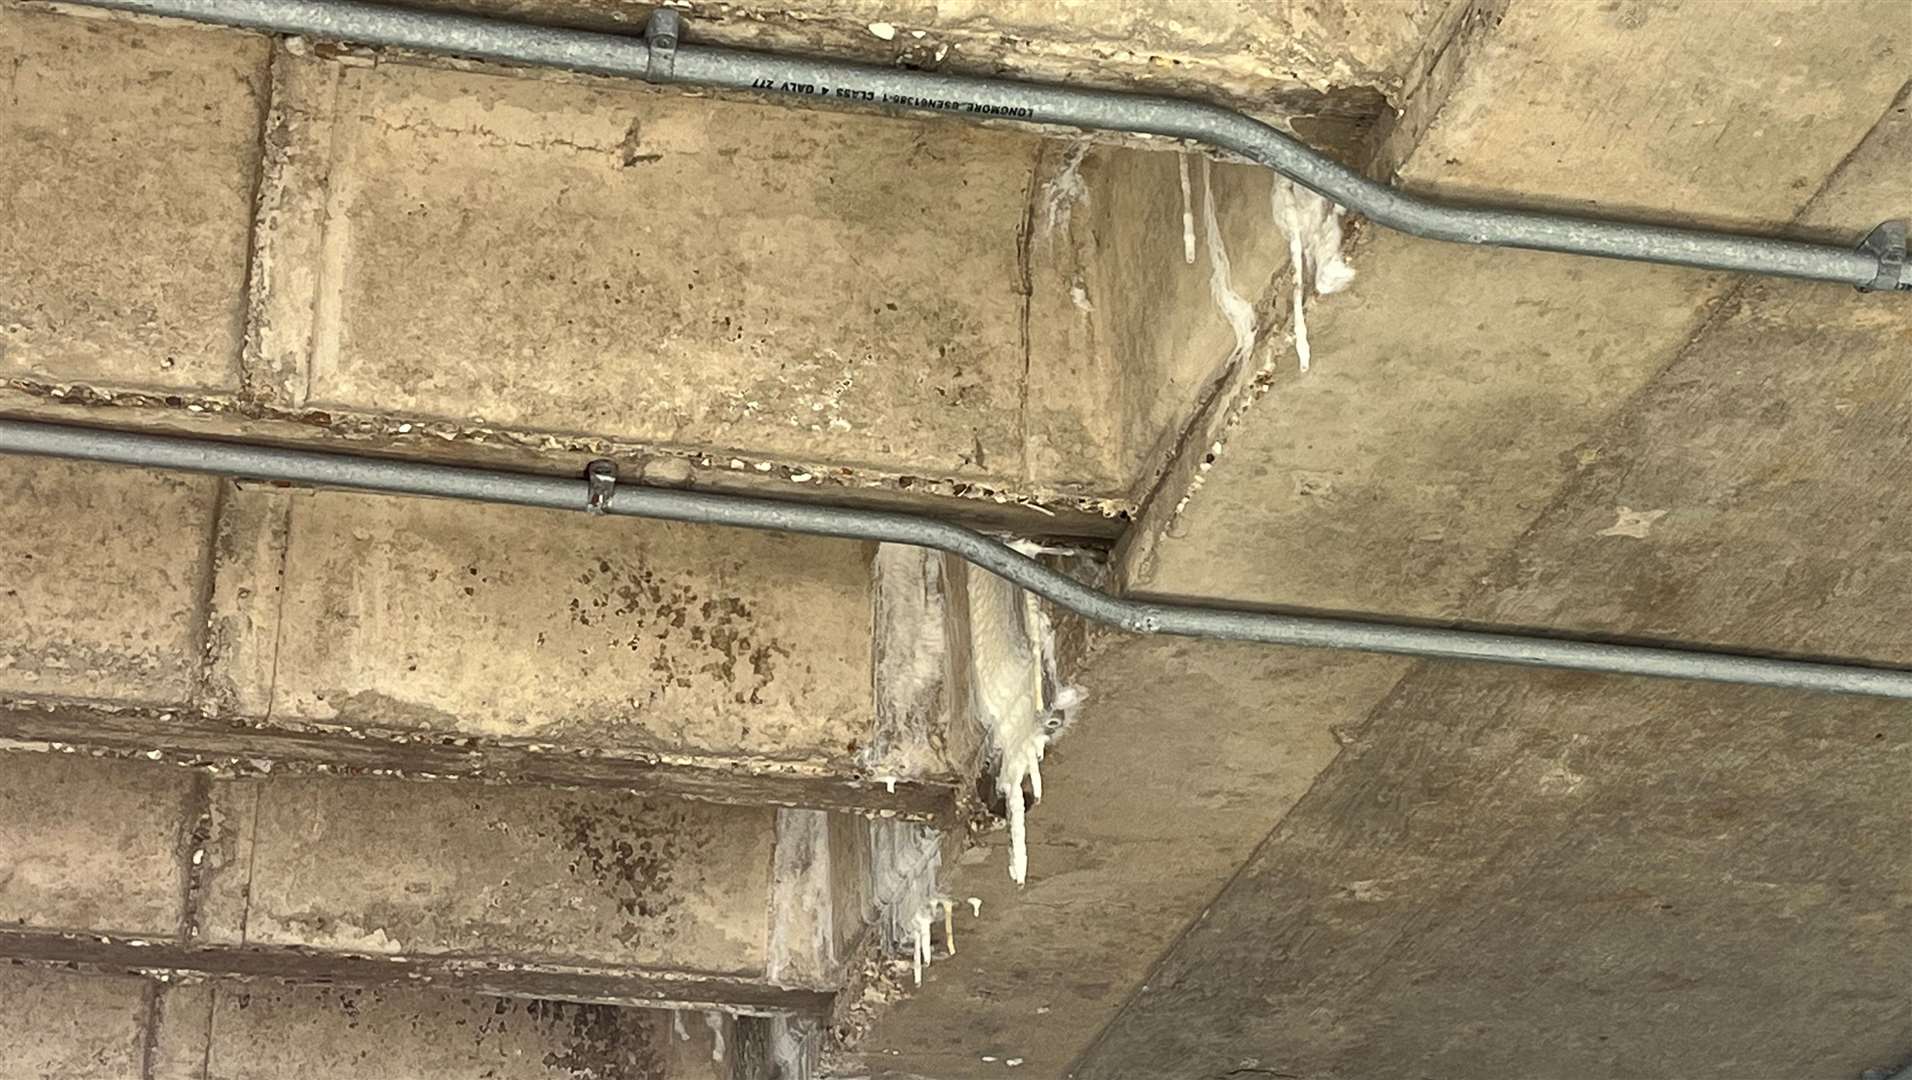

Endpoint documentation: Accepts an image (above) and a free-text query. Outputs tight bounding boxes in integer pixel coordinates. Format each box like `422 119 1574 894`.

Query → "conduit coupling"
70 0 1910 291
6 418 1912 701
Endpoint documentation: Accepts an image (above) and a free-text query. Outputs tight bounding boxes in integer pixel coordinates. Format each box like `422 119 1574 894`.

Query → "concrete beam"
0 965 740 1079
0 751 860 1013
4 1 1305 537
0 453 984 819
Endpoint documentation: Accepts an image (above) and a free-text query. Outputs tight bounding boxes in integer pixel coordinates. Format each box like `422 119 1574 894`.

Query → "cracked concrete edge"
766 809 843 990
862 549 992 806
819 819 971 1062
242 37 343 410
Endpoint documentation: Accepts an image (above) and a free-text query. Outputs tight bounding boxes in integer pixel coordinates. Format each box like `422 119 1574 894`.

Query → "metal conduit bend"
6 418 1912 700
69 0 1910 291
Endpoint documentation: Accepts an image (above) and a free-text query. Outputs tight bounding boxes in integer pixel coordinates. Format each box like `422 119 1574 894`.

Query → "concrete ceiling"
845 2 1912 1078
0 0 1905 1076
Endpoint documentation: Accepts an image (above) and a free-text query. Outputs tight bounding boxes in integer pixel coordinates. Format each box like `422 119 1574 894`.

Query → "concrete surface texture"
0 965 733 1079
2 0 1910 1078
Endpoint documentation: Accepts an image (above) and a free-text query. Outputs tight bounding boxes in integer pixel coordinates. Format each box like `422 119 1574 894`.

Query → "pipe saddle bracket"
1858 220 1907 292
585 459 618 514
645 8 678 80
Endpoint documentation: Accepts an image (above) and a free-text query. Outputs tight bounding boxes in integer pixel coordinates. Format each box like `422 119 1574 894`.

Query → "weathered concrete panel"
0 966 148 1080
0 6 266 391
207 776 777 975
1406 0 1906 218
291 56 1035 483
0 753 194 938
1076 35 1912 1080
1142 239 1713 613
0 457 218 703
234 487 873 761
1144 0 1912 618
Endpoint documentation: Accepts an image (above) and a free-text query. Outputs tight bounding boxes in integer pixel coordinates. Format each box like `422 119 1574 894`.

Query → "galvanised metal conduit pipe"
7 418 1912 700
75 0 1910 291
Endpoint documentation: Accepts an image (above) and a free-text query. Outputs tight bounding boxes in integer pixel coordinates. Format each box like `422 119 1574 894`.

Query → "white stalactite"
1178 153 1197 264
1201 157 1259 367
972 545 1086 886
870 817 947 985
1271 179 1356 371
912 905 935 985
1040 142 1092 238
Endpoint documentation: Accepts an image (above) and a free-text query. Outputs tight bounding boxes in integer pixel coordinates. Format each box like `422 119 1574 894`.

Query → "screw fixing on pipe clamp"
1859 220 1907 292
645 9 680 80
585 460 618 514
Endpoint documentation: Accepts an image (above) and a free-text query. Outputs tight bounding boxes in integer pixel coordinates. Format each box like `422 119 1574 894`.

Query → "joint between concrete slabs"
0 697 969 823
0 930 837 1017
0 379 1138 533
172 772 216 943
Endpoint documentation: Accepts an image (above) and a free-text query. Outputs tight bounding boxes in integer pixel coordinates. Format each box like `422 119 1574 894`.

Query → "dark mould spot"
535 997 662 1079
570 560 791 705
554 796 707 924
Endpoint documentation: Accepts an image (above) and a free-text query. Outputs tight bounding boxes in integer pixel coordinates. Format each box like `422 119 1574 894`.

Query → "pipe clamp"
585 459 618 514
645 9 680 81
1859 220 1907 292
